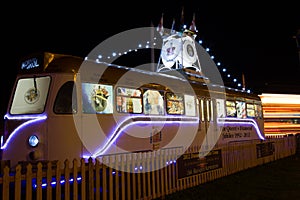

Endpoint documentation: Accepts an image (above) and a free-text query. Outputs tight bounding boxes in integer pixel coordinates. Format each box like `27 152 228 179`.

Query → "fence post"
120 154 126 200
296 134 300 158
64 159 70 200
46 162 52 200
73 159 78 200
15 164 21 200
26 164 32 200
126 154 131 200
36 162 43 200
80 159 86 199
94 159 100 200
115 155 120 200
55 161 61 200
102 157 107 200
141 153 147 199
108 156 114 200
146 152 152 198
2 166 10 200
131 154 136 200
151 151 156 199
88 158 94 200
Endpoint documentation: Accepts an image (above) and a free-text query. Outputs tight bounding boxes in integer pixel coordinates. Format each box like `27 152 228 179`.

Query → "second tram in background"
260 93 300 137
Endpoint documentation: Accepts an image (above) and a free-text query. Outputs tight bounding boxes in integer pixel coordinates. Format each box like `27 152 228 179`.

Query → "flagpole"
155 13 165 72
242 73 246 91
293 29 300 68
150 21 155 72
180 7 184 70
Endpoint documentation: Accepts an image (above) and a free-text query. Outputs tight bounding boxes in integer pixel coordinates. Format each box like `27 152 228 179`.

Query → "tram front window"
10 76 51 114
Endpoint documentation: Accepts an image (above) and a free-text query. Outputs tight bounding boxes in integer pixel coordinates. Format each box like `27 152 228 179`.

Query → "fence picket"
25 164 32 200
2 166 10 200
64 159 70 200
55 161 61 200
88 158 94 200
46 162 52 200
36 162 43 200
73 159 79 200
14 165 21 200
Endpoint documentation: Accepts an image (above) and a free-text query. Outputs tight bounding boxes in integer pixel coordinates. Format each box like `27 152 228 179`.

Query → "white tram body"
1 52 265 168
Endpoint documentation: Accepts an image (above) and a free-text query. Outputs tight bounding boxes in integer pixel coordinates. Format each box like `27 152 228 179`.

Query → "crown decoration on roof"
156 9 202 74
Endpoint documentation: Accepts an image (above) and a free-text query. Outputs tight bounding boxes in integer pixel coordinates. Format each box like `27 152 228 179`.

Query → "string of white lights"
92 21 251 93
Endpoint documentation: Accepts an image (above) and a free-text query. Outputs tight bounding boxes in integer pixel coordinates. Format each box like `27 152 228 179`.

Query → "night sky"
1 1 300 121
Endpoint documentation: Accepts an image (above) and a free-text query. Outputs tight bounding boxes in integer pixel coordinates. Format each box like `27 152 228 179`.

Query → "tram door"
199 98 215 150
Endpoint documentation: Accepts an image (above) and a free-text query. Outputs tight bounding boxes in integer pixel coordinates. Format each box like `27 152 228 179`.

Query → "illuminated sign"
21 57 40 70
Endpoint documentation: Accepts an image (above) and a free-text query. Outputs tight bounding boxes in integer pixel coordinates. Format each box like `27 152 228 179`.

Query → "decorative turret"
156 11 207 83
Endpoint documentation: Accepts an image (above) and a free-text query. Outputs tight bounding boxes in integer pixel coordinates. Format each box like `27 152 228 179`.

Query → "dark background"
1 1 300 121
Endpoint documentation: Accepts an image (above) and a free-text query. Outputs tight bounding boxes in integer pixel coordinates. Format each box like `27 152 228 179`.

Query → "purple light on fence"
33 176 82 188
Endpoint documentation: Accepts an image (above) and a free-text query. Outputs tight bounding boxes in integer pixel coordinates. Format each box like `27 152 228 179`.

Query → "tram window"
216 99 225 118
143 89 164 115
255 104 263 119
226 100 236 117
200 99 205 121
166 92 184 115
116 87 142 113
54 81 77 114
206 100 210 121
247 104 255 117
236 101 246 118
82 83 113 114
184 94 196 116
210 99 214 121
10 76 51 114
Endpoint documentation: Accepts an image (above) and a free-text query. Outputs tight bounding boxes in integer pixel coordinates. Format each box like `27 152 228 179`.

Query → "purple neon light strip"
33 176 82 188
4 113 47 120
92 115 199 157
1 114 47 149
217 117 265 140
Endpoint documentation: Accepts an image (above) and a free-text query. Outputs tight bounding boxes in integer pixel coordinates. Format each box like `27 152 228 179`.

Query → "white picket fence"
0 136 297 200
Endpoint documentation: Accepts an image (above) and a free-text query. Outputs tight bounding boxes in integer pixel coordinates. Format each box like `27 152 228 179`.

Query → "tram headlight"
28 135 39 147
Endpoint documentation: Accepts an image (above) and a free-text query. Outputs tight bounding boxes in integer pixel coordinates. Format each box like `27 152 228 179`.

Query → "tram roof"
17 52 260 99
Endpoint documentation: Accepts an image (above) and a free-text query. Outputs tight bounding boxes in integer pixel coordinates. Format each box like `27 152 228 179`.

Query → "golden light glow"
259 93 300 105
259 93 300 136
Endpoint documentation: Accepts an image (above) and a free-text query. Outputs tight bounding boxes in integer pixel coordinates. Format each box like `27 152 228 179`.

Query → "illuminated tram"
0 51 265 168
0 27 265 168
